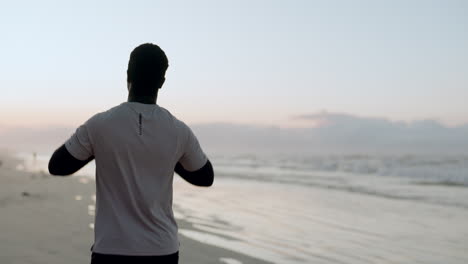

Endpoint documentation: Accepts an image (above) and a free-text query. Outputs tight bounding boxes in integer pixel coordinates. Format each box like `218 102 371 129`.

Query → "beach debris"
75 195 83 201
21 191 30 197
89 223 94 230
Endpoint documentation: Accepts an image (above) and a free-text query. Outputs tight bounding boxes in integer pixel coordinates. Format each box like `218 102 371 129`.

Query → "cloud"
192 112 468 154
1 112 467 155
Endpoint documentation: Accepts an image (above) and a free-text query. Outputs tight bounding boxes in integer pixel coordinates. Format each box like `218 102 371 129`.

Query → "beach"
2 152 468 263
0 156 271 264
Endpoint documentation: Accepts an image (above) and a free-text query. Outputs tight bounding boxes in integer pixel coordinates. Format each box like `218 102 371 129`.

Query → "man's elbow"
202 162 214 187
201 169 214 187
48 162 69 176
202 173 214 187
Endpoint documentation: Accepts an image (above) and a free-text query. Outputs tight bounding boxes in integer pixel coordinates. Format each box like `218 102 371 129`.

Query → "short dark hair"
127 43 169 95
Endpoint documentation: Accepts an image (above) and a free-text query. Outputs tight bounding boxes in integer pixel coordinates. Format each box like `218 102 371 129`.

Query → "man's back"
48 43 213 263
65 102 207 255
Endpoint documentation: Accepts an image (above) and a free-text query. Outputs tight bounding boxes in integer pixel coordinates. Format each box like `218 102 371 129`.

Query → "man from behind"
48 43 214 264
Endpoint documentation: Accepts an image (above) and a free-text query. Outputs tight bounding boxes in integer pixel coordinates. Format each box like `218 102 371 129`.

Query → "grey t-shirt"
65 102 207 255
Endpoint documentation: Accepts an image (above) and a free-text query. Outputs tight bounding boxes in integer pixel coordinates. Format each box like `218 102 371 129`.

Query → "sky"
1 0 468 128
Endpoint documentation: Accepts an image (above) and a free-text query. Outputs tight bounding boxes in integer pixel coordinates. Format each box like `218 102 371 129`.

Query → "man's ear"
127 82 132 92
158 77 166 89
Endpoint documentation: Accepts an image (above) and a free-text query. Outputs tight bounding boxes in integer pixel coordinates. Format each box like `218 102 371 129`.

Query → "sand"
4 151 468 263
0 162 271 264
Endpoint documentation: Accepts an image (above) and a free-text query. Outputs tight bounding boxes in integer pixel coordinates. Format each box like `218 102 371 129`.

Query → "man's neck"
127 93 158 105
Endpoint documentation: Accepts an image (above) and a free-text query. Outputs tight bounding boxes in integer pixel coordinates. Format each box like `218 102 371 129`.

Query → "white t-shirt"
65 102 207 256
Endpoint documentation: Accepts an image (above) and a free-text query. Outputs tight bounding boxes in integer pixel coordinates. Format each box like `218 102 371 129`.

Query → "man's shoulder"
157 106 180 123
157 106 191 133
84 103 191 131
82 103 125 127
104 102 127 115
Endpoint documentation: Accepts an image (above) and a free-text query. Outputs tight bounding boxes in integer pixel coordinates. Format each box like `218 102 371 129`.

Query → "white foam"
219 257 243 264
174 177 468 264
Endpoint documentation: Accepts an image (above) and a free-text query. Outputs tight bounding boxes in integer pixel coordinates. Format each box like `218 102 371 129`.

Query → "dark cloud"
193 113 468 154
286 112 468 154
1 112 467 155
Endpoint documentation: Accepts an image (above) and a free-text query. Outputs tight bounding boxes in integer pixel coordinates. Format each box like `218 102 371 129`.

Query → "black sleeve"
175 160 214 187
48 144 95 176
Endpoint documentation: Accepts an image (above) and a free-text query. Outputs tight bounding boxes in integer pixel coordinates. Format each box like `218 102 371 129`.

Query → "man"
48 43 214 264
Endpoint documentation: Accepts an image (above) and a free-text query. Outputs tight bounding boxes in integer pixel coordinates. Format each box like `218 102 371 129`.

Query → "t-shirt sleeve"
65 121 94 161
179 125 208 171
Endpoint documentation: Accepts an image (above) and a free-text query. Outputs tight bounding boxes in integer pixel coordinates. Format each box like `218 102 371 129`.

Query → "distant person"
48 43 214 264
32 152 37 170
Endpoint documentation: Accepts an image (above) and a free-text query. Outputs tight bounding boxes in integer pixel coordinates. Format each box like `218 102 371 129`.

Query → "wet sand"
0 164 270 264
3 151 468 263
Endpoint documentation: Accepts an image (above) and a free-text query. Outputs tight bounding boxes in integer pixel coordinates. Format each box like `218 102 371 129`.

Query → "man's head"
127 43 168 96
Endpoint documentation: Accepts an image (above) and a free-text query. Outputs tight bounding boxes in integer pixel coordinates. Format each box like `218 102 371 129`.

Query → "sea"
17 152 468 264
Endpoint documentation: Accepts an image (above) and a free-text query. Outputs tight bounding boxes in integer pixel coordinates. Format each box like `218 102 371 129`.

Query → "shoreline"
0 165 271 264
3 152 468 263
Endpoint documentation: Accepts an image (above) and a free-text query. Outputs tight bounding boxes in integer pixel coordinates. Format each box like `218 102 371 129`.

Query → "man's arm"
175 160 214 187
48 144 94 176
